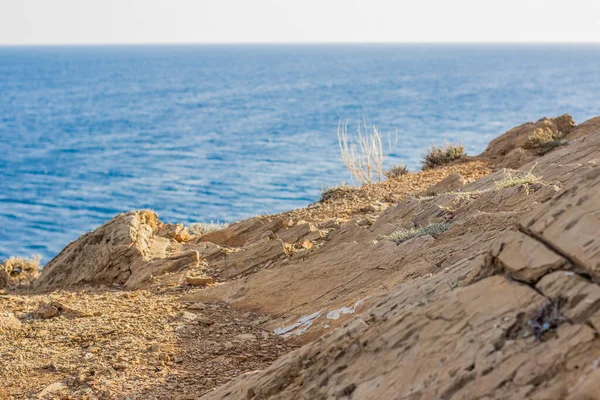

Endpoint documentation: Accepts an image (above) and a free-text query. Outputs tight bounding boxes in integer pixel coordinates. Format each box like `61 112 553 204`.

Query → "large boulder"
34 210 198 290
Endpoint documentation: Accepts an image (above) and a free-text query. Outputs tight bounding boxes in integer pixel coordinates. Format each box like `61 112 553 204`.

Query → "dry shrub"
188 222 228 236
382 222 452 244
527 127 562 148
320 183 355 202
527 127 568 155
384 163 409 180
422 144 466 170
337 119 399 185
495 167 542 189
0 255 42 288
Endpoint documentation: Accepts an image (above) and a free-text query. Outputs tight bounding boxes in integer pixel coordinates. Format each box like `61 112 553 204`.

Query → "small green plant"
495 168 542 189
422 144 466 170
384 163 409 179
382 221 451 244
188 221 229 236
320 183 355 201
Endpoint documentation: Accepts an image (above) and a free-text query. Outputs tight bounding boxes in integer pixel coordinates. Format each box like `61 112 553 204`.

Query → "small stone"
112 363 128 370
300 240 313 249
186 275 213 286
196 315 214 326
179 311 197 322
34 302 59 319
0 312 22 332
235 333 257 341
37 382 67 398
187 302 206 310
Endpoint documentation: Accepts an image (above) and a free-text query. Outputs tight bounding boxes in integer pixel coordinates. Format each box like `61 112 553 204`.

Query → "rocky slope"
2 114 600 399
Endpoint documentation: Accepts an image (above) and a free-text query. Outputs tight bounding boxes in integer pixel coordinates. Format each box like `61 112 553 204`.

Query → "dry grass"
320 183 355 201
384 163 409 180
279 161 490 223
422 144 466 170
495 168 542 189
382 222 452 244
527 127 568 155
188 222 229 236
0 255 42 288
414 188 493 201
337 119 399 185
527 127 562 148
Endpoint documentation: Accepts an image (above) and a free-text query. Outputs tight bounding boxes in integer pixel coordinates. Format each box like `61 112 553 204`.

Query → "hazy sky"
1 0 599 45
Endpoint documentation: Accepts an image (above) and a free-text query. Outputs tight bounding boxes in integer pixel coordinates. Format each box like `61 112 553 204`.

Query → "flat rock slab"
521 167 600 280
489 230 567 283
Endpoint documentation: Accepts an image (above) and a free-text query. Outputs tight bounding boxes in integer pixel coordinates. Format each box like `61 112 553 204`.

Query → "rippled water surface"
2 44 600 261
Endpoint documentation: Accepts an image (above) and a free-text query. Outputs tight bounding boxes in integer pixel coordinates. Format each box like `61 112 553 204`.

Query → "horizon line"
2 41 600 47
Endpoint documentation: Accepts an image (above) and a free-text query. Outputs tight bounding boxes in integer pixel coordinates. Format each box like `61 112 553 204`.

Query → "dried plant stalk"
337 119 398 185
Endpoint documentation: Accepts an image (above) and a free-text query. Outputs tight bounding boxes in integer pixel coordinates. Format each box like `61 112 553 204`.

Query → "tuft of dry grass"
527 127 562 148
382 222 452 244
384 163 409 180
0 255 42 288
337 119 399 185
495 168 542 189
527 127 568 155
188 222 229 236
320 183 356 201
422 144 466 170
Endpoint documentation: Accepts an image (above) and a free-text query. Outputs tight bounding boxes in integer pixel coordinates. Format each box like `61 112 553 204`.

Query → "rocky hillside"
2 114 600 399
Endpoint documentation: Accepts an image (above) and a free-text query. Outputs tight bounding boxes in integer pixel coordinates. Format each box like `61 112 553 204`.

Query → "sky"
1 0 600 45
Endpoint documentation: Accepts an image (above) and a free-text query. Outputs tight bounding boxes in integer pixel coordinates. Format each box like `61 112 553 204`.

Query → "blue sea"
1 44 600 262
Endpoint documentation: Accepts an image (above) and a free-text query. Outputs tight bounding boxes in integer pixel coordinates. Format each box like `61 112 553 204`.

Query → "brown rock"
275 223 312 244
234 333 256 341
482 114 575 158
34 211 200 290
33 301 87 319
201 217 284 247
186 275 213 286
34 302 59 319
536 271 600 323
158 223 191 242
299 240 313 250
521 167 600 280
210 239 286 279
488 230 567 283
37 382 67 399
566 368 600 400
422 173 466 196
0 312 21 332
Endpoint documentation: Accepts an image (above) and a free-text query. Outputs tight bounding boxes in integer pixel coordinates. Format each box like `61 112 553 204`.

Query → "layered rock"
34 210 200 290
202 131 600 400
481 114 576 168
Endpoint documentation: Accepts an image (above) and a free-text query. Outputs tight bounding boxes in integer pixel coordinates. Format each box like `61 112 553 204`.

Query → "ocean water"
1 44 600 262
